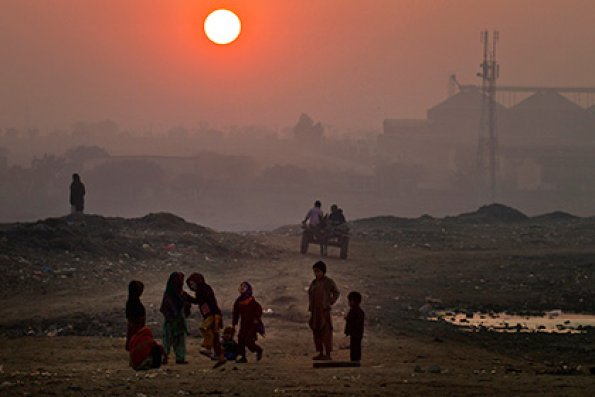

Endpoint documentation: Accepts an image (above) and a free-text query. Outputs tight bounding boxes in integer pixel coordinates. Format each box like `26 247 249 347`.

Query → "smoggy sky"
1 0 595 131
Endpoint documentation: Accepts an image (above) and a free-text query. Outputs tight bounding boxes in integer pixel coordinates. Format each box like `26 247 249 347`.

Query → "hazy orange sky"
1 0 595 131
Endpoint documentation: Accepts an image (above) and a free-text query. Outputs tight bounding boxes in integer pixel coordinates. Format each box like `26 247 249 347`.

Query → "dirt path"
0 323 591 397
1 231 594 395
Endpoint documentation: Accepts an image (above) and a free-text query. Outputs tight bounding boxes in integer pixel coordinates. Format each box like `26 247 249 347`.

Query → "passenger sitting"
327 205 348 237
328 204 346 226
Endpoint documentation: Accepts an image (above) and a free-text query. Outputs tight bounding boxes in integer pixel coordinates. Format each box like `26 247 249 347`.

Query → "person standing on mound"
308 261 340 360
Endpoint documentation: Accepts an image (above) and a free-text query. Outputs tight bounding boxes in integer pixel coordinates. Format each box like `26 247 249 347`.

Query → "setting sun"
204 9 241 45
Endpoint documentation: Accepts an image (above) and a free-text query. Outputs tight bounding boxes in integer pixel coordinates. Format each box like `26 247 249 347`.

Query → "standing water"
429 310 595 333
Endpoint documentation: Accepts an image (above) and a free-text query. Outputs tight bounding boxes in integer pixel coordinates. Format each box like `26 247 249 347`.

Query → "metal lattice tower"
476 30 499 204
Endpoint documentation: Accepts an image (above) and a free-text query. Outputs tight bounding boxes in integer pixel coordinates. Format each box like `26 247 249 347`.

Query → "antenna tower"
476 30 499 204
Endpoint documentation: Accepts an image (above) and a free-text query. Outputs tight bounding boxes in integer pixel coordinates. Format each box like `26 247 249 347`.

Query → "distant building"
506 90 594 147
379 86 595 196
292 113 324 146
427 87 508 146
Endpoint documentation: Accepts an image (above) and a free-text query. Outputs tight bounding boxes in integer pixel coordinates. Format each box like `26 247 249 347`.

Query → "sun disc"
204 9 241 45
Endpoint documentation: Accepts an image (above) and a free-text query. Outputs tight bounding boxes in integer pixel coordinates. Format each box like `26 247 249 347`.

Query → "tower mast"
476 30 499 204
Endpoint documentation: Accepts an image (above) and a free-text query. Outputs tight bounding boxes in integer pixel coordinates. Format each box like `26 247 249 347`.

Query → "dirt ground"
1 207 594 396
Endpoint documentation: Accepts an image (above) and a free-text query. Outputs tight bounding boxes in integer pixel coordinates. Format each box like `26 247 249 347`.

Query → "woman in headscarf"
185 273 226 368
160 272 188 364
232 281 264 363
125 280 146 351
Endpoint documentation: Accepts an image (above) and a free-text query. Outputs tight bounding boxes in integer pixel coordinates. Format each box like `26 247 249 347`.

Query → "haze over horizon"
2 0 595 131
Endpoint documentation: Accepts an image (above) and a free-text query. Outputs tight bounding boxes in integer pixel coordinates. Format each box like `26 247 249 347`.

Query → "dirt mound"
531 211 580 222
134 212 210 233
0 213 280 298
0 215 148 258
447 203 528 224
0 212 274 260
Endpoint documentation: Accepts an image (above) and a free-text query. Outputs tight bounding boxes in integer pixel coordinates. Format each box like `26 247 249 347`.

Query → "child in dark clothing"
232 281 264 363
160 272 189 364
126 280 146 351
344 291 365 362
221 326 239 361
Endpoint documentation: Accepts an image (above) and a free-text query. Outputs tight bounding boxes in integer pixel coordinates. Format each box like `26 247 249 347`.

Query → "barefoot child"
308 261 340 361
344 291 365 362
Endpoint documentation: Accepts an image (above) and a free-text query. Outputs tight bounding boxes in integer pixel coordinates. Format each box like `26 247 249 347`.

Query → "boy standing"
308 261 340 360
344 291 365 362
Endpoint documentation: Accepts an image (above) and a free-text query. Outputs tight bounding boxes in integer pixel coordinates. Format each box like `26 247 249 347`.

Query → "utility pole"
476 30 499 204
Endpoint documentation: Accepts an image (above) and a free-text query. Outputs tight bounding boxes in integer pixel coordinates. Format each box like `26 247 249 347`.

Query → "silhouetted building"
507 90 594 147
379 86 595 197
292 113 324 146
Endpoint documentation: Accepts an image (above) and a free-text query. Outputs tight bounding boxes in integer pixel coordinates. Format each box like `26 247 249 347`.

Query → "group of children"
125 263 365 371
125 272 264 370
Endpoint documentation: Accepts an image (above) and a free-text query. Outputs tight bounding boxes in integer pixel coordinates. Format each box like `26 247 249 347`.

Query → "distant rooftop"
428 87 507 114
512 90 585 112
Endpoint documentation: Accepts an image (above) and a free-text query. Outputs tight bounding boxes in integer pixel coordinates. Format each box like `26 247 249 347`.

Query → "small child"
129 326 168 370
232 281 264 363
344 291 365 362
222 326 239 361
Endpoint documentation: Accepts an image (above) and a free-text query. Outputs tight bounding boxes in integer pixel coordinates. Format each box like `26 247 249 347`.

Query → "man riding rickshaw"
301 201 350 259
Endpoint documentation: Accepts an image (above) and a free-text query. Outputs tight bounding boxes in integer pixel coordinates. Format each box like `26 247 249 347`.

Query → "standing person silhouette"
69 173 86 214
308 261 340 360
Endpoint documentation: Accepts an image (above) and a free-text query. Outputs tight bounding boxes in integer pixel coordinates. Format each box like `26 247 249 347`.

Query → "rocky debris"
538 363 583 376
0 212 281 298
0 212 277 262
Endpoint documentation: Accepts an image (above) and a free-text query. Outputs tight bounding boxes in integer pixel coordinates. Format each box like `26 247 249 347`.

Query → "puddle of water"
429 311 595 334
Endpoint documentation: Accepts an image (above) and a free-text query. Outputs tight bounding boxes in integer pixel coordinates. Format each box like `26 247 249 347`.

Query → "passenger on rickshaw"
327 204 348 236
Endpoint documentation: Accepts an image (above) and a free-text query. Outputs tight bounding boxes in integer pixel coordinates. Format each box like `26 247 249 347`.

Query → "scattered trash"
164 243 176 251
429 311 595 334
546 309 562 319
